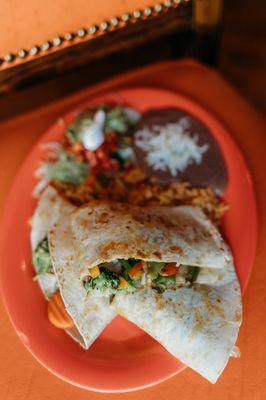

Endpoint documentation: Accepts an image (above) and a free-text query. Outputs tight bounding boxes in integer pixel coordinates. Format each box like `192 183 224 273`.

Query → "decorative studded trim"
0 0 191 68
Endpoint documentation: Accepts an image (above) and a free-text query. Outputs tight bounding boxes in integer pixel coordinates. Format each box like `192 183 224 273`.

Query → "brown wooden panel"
0 5 191 97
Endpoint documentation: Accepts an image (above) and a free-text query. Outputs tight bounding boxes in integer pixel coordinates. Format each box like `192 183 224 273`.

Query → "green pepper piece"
187 266 200 283
147 262 166 280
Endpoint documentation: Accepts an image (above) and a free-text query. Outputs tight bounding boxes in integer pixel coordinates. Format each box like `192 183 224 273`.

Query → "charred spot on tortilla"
100 241 129 257
170 246 184 255
234 310 242 323
133 108 228 195
137 251 148 258
97 212 110 224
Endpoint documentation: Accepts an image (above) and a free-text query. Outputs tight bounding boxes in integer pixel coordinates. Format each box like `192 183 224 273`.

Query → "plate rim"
0 86 258 392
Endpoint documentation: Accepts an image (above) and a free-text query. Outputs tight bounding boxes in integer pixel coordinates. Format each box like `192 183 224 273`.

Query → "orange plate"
0 88 257 392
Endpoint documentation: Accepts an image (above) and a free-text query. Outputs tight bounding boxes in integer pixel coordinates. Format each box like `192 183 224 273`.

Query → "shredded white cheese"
135 119 209 176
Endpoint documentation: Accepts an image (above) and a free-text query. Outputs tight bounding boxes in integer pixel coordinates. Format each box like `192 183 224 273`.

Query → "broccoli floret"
84 268 120 292
152 275 176 293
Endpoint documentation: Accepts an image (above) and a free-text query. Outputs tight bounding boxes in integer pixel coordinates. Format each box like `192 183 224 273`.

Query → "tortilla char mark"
170 246 184 256
132 212 178 230
100 241 129 258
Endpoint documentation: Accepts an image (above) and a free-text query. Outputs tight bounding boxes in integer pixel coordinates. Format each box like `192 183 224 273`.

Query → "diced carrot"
89 266 100 278
119 277 130 289
47 291 74 329
128 261 145 279
160 263 179 276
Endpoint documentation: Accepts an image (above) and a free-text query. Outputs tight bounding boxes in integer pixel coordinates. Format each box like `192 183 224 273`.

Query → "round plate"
0 88 257 392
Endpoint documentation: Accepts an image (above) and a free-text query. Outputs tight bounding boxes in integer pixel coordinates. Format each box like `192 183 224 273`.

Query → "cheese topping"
135 119 209 176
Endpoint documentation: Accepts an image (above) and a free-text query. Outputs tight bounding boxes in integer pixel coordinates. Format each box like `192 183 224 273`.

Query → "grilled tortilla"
49 201 241 382
31 186 116 348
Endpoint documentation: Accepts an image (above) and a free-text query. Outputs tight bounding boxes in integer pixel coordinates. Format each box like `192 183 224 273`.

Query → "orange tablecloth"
0 59 265 399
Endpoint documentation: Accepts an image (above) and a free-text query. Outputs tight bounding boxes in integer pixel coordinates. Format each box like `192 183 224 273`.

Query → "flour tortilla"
113 278 241 383
70 202 235 284
31 186 116 348
57 201 241 382
31 185 75 299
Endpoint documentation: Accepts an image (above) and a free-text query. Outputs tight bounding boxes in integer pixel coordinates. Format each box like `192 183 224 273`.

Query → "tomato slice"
160 263 179 276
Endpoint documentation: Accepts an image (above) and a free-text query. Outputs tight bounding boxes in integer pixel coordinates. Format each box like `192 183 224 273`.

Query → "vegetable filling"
33 238 52 276
83 259 200 294
33 239 200 293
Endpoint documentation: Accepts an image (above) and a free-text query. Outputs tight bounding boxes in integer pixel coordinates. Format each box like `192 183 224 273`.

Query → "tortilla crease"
63 201 241 382
31 186 116 348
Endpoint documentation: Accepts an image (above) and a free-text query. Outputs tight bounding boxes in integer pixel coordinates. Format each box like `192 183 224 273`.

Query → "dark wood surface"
0 5 195 121
220 0 266 114
0 5 191 96
0 0 265 120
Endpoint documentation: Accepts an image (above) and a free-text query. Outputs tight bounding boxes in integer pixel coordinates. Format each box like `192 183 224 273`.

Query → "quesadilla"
31 186 116 348
31 185 75 299
49 201 241 382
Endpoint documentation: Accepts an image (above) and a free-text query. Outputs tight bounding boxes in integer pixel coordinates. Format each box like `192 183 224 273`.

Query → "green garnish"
66 105 138 145
105 107 134 134
66 112 94 144
47 151 89 185
33 238 52 276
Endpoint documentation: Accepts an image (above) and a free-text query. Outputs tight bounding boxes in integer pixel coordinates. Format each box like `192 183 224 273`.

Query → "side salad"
35 104 141 195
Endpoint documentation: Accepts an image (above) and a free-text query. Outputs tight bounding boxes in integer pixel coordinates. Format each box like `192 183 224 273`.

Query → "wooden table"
0 59 266 399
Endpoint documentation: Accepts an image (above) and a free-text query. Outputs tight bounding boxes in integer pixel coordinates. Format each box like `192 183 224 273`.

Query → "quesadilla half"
49 201 241 382
31 186 116 348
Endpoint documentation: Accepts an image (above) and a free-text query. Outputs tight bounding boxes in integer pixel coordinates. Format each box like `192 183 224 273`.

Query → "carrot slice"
47 291 74 329
128 261 145 279
160 263 179 276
